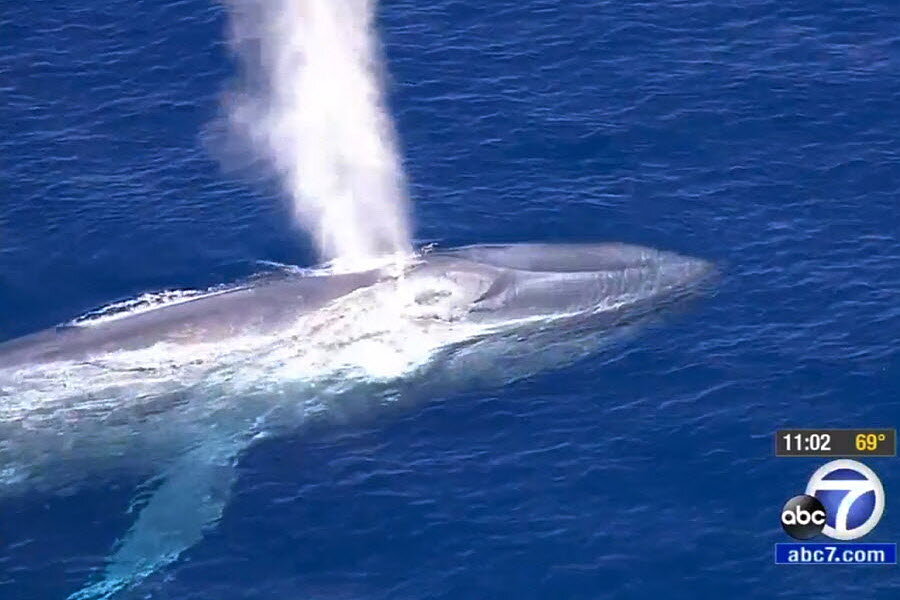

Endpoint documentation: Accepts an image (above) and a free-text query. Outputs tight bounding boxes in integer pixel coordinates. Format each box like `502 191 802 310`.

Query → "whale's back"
0 270 381 368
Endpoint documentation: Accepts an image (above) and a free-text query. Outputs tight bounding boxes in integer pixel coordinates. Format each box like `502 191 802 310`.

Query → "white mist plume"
224 0 412 267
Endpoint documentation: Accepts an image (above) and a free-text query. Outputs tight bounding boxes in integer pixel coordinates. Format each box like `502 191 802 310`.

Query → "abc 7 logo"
781 459 885 540
781 495 827 539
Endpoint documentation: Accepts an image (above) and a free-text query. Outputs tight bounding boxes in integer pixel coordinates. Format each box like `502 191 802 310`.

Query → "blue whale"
0 243 712 599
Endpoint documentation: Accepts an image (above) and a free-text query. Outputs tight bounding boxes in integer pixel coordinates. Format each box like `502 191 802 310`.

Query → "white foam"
0 276 498 420
70 289 237 327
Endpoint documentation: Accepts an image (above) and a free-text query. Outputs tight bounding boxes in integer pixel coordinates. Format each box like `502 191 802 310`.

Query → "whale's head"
402 243 714 327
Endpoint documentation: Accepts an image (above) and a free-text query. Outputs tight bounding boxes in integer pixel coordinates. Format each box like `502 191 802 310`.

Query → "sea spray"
223 0 412 268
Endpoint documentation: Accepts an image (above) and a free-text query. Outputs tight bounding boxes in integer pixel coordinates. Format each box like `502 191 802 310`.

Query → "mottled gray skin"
423 243 711 320
0 243 711 368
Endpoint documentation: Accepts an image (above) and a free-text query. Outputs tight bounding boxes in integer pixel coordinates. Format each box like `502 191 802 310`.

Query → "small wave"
254 260 323 275
256 255 412 276
69 288 236 327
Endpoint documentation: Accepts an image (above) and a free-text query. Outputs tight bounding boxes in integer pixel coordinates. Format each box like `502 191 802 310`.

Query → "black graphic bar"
775 429 896 457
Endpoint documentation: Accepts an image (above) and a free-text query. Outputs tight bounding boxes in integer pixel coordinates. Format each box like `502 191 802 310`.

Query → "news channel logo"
781 459 885 540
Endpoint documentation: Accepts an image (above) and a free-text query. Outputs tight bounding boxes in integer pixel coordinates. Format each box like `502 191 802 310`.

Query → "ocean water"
1 1 899 599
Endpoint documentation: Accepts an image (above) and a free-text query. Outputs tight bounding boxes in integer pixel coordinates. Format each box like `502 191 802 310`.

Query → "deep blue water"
2 0 899 598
